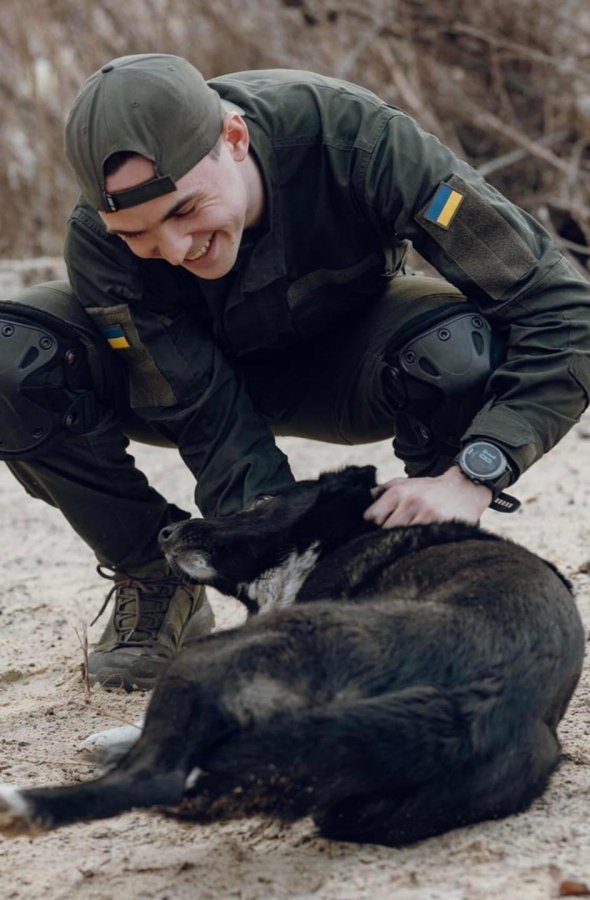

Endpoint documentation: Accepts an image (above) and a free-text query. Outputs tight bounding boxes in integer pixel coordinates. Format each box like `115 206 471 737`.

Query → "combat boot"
87 559 214 691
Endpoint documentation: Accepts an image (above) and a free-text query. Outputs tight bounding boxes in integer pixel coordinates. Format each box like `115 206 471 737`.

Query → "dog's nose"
158 524 179 547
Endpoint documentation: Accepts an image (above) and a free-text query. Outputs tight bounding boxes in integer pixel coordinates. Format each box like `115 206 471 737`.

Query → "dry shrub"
0 0 588 273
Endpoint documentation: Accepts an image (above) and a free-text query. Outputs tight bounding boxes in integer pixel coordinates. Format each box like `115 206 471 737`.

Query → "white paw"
0 783 35 836
185 767 203 790
79 718 143 764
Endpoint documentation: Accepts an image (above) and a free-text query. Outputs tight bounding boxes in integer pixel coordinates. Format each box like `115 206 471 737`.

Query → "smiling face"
98 114 264 280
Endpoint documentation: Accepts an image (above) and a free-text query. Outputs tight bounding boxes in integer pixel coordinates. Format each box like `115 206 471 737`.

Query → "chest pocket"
286 252 391 339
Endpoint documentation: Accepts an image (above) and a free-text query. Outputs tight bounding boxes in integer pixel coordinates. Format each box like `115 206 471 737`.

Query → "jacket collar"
235 119 287 294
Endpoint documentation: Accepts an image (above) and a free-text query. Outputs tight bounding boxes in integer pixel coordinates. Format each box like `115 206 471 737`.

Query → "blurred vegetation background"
0 0 589 276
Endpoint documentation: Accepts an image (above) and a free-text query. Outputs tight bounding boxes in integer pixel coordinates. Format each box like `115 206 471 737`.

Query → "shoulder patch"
102 325 130 350
416 173 537 300
423 183 464 229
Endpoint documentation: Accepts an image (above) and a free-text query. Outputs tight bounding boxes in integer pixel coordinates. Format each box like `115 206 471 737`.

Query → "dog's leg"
0 767 188 836
166 684 477 824
171 676 560 842
0 624 285 835
0 673 204 835
79 719 144 766
0 624 270 836
314 720 561 846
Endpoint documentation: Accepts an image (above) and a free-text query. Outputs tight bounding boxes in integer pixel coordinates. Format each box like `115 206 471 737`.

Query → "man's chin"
182 233 239 280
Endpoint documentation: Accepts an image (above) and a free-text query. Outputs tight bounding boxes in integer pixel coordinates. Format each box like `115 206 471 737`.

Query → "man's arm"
141 340 296 518
360 109 590 523
65 202 295 517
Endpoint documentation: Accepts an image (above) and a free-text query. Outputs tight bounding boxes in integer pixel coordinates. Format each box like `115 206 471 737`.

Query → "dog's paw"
78 719 143 765
0 784 37 837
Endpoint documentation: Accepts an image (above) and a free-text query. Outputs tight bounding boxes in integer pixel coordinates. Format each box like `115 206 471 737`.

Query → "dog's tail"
0 766 189 836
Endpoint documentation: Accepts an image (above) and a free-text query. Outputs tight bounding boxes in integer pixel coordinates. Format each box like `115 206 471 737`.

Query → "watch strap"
490 491 521 513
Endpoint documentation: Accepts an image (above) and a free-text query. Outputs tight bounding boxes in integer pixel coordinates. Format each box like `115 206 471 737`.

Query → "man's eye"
121 233 141 241
176 205 196 218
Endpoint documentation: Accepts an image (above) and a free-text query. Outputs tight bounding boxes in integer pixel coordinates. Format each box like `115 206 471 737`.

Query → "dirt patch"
1 429 590 899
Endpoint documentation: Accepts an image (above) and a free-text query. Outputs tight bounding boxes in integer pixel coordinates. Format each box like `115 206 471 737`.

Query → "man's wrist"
455 440 513 499
451 441 521 513
442 464 493 502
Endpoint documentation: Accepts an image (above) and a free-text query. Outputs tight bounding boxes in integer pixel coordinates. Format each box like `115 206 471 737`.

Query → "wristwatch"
456 441 521 513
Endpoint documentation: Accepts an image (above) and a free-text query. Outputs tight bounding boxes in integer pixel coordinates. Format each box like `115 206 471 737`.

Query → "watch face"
462 442 506 480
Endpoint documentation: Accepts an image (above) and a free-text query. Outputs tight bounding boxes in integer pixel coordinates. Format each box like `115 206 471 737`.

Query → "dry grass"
0 0 588 271
73 623 90 696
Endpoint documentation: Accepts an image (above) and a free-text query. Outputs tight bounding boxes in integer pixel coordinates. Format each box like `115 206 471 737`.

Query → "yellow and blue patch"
423 183 464 229
102 325 130 350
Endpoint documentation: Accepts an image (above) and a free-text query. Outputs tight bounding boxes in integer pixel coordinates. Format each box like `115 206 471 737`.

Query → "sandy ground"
1 426 590 900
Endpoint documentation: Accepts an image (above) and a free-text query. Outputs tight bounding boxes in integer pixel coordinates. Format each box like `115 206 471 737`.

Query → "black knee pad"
386 303 506 409
385 302 507 473
400 310 503 397
0 281 120 459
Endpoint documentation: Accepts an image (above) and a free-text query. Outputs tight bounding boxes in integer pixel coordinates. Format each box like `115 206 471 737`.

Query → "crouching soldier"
1 53 589 690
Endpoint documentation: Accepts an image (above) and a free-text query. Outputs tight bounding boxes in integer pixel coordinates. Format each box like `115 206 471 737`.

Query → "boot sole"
89 670 160 693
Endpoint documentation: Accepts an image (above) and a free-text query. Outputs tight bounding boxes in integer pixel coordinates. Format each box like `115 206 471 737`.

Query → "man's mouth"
185 235 213 262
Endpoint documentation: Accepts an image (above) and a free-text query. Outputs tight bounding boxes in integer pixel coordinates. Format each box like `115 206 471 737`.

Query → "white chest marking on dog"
240 543 320 614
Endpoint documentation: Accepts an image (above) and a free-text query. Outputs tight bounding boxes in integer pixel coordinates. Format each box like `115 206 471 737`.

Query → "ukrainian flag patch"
423 183 464 229
102 325 130 350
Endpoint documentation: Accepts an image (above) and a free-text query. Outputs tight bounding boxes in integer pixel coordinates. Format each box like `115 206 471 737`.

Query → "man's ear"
223 113 250 161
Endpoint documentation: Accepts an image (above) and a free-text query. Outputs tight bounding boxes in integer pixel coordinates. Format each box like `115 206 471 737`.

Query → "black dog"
0 466 585 846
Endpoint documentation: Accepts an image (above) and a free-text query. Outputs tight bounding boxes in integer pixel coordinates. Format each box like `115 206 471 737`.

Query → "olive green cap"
65 53 226 212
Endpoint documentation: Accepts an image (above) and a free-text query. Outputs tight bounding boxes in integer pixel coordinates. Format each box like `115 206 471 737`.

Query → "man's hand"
364 465 491 528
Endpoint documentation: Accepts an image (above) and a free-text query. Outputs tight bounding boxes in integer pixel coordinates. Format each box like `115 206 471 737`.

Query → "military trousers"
3 275 501 570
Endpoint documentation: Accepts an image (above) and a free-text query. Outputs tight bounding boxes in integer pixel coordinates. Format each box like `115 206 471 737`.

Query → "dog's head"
159 465 377 612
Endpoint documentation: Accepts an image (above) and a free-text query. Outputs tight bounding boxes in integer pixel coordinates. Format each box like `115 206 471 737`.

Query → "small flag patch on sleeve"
423 183 464 229
102 325 130 349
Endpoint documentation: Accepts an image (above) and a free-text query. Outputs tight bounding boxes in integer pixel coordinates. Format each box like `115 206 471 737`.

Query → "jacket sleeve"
64 204 294 517
360 109 590 478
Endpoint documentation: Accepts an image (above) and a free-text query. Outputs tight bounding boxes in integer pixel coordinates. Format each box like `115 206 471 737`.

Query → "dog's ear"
318 465 377 494
350 465 378 490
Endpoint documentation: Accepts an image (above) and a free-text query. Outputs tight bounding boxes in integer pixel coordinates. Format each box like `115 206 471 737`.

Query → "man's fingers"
364 494 398 526
365 479 405 524
366 490 450 528
381 503 425 529
366 491 421 528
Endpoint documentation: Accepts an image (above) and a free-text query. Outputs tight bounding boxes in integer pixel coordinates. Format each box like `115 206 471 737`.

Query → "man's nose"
157 227 191 266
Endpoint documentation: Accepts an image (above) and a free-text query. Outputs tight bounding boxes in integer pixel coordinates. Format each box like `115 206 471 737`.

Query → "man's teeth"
187 236 212 261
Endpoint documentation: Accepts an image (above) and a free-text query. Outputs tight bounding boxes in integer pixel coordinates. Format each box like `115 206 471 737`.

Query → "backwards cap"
65 53 226 212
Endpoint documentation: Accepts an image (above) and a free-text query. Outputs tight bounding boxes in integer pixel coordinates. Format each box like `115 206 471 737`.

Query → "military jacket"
65 70 590 516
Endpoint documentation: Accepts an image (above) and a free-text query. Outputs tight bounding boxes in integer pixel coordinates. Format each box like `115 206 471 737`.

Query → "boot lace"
92 565 193 647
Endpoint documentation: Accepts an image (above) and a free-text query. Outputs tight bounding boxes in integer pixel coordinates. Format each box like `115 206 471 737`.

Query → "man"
1 54 589 691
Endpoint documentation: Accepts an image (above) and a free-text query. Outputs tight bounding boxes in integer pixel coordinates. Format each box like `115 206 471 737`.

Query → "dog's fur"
0 466 585 846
